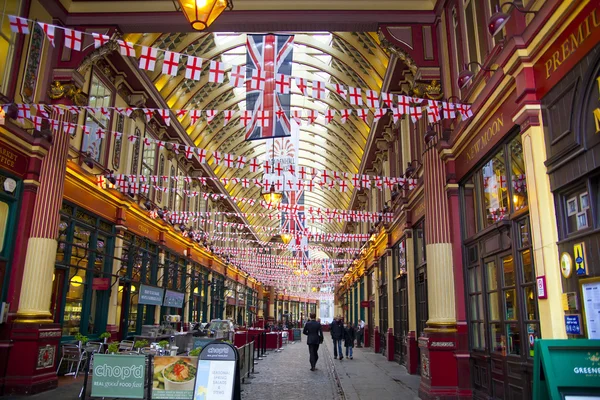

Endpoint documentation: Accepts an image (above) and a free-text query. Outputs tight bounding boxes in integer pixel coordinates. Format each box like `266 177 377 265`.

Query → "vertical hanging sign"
245 34 294 141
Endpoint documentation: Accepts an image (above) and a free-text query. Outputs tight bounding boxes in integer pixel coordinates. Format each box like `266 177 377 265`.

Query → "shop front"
413 218 427 374
392 237 409 364
188 261 208 324
378 256 388 354
538 17 600 341
457 91 540 398
52 202 116 341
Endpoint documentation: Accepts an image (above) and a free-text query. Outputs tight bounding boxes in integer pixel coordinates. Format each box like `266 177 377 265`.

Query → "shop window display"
82 73 113 163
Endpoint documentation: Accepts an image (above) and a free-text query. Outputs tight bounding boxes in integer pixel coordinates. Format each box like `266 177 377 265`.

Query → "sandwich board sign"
92 354 146 399
533 339 600 399
192 342 240 400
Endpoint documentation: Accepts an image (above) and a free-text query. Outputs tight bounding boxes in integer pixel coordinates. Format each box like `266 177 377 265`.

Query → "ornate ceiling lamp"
280 233 293 245
261 183 283 204
177 0 233 31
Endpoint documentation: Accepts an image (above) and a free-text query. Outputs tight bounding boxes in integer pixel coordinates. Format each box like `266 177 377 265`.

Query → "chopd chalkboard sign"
192 342 240 400
163 290 185 308
139 284 165 306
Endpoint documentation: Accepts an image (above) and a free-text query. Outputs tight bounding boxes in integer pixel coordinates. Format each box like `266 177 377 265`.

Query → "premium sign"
534 2 600 97
139 284 164 306
92 354 146 399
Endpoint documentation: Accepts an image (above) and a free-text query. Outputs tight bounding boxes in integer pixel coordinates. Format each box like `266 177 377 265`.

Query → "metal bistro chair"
118 340 134 353
57 344 88 378
281 331 289 345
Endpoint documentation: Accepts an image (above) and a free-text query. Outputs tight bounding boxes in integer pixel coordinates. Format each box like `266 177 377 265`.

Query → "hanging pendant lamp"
177 0 234 31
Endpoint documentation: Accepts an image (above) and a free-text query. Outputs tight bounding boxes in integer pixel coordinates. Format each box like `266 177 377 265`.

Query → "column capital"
513 103 542 132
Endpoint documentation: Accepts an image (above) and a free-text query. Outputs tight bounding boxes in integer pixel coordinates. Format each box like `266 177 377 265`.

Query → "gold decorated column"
16 108 74 322
515 106 566 338
424 139 456 328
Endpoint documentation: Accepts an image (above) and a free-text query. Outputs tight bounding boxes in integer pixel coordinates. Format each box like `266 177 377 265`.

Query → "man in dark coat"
330 316 344 360
303 313 323 371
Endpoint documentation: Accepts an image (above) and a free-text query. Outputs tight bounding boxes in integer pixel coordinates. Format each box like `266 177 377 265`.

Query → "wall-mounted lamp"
488 2 538 37
457 62 498 89
404 160 422 178
424 124 437 144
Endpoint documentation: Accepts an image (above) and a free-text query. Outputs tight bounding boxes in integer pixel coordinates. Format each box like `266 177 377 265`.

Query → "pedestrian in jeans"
344 322 355 360
330 316 344 360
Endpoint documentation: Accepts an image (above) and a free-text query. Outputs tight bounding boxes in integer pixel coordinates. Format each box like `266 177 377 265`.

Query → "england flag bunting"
427 100 441 123
64 29 83 51
158 109 170 126
340 109 351 124
229 65 246 88
92 32 110 48
295 77 309 96
348 87 363 106
380 92 394 108
186 56 203 81
139 46 158 71
223 110 235 126
205 109 217 123
325 109 335 124
356 109 369 123
333 84 347 99
8 16 29 34
292 110 302 125
208 60 226 83
189 110 202 125
117 40 135 57
373 108 387 122
442 102 456 119
38 22 55 46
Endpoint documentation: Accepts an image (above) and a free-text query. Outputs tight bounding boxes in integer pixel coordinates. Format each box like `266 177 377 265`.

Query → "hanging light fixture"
177 0 234 31
261 183 283 204
280 233 293 244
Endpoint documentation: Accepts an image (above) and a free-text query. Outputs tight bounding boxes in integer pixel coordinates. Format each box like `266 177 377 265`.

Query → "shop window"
451 6 464 91
0 201 8 253
157 154 165 203
168 166 176 210
509 136 528 211
0 1 22 95
464 0 488 73
174 167 185 212
564 186 591 235
467 246 486 350
82 73 113 163
481 150 509 225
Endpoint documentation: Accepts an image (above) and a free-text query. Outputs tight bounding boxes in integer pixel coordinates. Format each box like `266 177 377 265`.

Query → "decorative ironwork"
21 22 45 104
112 114 124 170
47 81 88 106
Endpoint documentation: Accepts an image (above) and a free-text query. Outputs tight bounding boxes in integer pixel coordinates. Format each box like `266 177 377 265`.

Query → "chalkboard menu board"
163 290 185 308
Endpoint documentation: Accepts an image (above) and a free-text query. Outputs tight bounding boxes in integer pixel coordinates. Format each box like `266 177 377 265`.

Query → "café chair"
118 340 134 352
57 344 88 378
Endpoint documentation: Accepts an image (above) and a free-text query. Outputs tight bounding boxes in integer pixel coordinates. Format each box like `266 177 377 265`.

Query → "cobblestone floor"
241 338 343 400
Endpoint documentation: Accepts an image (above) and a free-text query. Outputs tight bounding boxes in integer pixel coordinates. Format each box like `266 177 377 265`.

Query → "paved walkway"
323 339 421 400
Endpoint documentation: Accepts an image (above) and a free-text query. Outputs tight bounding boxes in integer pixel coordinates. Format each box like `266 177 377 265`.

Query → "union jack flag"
281 187 308 265
245 34 294 141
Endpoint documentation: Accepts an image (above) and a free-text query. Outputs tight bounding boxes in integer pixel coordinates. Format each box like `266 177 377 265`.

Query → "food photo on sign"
152 356 198 400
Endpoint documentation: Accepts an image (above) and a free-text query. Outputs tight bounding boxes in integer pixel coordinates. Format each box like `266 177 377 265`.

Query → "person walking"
357 319 365 348
344 322 355 360
303 313 323 371
330 316 344 360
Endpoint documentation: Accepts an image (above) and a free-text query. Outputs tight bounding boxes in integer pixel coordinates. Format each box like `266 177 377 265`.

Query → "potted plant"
74 332 89 348
158 340 170 349
107 343 119 354
188 347 201 356
134 339 149 353
99 332 111 344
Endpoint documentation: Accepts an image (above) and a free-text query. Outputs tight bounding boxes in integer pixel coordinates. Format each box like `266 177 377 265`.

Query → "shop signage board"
0 141 28 177
564 315 582 335
192 338 214 350
533 339 600 399
193 342 240 400
360 301 370 308
92 354 146 399
152 356 199 400
164 290 185 308
92 278 110 291
573 242 587 276
139 284 165 306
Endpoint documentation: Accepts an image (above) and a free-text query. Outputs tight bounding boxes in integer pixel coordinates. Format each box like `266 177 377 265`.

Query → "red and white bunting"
35 104 49 118
64 29 83 51
8 16 29 34
240 111 252 126
356 109 369 123
441 102 456 119
373 108 387 122
185 56 203 81
275 73 291 94
117 40 135 57
325 109 335 124
208 60 226 83
162 51 181 76
409 106 423 123
292 110 303 125
334 84 347 99
256 110 269 127
92 32 110 48
37 22 55 46
365 90 379 108
229 65 246 88
348 87 363 106
139 46 158 71
307 110 318 125
380 92 394 108
427 100 441 123
312 80 327 100
340 109 351 124
248 69 266 91
33 116 43 131
184 146 195 159
198 149 208 164
205 110 217 123
223 110 235 126
143 108 155 122
189 110 202 125
397 95 410 115
295 78 309 96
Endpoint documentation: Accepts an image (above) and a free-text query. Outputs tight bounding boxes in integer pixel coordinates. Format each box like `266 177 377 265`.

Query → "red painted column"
374 326 380 353
4 104 74 395
419 132 460 400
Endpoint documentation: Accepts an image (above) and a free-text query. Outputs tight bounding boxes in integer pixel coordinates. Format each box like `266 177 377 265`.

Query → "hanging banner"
92 354 146 399
245 34 294 141
164 290 185 308
152 356 199 400
139 284 165 306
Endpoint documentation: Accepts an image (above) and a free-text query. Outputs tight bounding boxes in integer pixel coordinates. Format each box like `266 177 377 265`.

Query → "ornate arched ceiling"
123 31 389 239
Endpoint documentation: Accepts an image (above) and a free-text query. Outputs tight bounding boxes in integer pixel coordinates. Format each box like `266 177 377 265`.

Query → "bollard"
387 328 395 361
262 332 267 356
374 326 380 354
364 325 370 348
